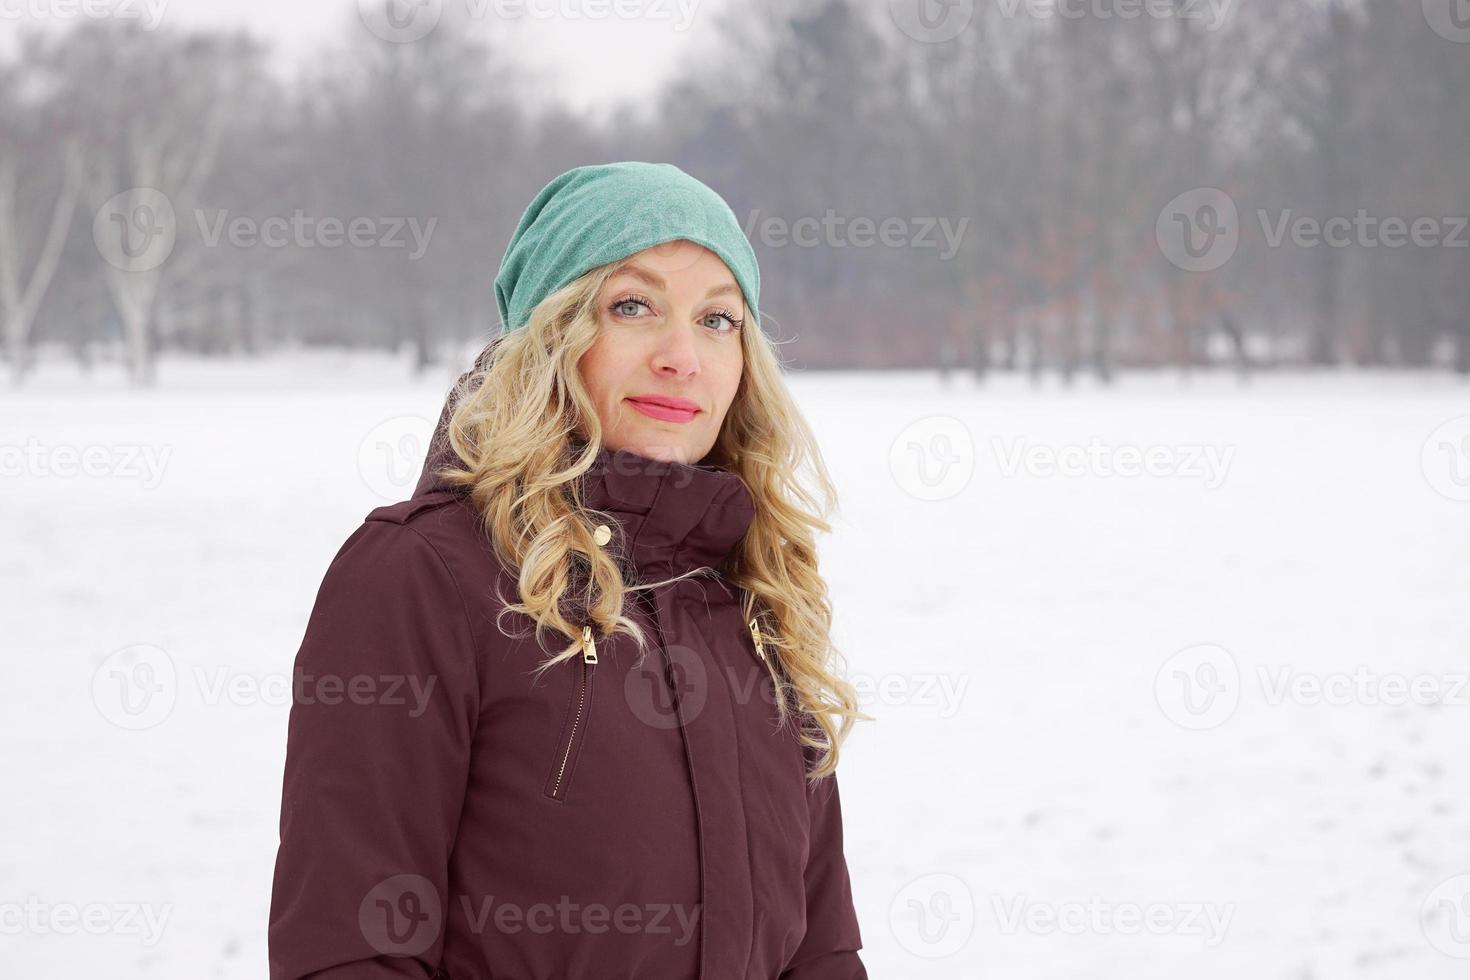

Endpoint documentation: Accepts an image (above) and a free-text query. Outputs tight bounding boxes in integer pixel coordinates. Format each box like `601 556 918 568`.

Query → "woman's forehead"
609 253 742 304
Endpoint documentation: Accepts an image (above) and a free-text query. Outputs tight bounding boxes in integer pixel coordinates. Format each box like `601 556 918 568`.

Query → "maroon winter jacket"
268 391 867 979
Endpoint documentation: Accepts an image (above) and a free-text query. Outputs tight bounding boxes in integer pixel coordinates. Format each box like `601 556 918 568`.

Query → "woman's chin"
604 435 704 466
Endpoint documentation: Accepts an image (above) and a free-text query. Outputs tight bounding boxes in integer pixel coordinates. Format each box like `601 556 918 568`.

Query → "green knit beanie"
494 161 761 335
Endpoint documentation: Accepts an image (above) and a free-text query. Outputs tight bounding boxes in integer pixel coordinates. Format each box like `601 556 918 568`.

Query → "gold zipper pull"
748 617 766 661
581 624 598 665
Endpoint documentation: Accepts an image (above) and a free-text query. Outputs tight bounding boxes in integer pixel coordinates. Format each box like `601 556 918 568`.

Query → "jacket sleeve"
780 760 867 980
268 519 480 980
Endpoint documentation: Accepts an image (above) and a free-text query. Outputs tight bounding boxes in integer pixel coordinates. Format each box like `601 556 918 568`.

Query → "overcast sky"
0 0 732 117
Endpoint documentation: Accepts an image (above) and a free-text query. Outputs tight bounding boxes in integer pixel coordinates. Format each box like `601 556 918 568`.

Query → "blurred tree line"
1 0 1467 385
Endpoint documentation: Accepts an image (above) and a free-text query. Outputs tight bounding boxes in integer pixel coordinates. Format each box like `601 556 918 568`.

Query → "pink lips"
626 395 701 424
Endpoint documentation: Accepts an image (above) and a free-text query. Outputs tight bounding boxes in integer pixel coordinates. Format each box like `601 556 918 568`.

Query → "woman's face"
578 239 746 465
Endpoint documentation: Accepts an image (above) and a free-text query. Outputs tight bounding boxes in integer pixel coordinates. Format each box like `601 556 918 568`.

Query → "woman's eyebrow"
618 264 740 300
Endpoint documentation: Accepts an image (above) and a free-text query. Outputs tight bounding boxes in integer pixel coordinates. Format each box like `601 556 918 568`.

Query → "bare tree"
44 22 253 384
0 38 84 382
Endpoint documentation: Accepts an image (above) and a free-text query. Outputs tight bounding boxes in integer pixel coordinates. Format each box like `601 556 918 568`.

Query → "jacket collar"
577 444 756 581
412 378 755 580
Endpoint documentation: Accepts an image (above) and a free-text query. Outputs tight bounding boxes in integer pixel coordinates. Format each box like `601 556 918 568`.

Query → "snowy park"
4 351 1469 978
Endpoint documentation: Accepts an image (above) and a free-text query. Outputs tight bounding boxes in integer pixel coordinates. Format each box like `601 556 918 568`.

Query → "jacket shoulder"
358 490 515 630
365 489 463 526
326 491 516 665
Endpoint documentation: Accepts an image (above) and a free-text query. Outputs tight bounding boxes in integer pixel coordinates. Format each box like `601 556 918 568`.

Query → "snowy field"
3 349 1469 979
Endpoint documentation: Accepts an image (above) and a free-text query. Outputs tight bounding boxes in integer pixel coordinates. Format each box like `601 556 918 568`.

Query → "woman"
268 162 869 980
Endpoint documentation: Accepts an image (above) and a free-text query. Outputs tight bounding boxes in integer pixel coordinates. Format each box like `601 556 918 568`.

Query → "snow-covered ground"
4 350 1469 978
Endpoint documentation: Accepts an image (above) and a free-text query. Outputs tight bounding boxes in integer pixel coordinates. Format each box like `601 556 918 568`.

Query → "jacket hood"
412 372 757 581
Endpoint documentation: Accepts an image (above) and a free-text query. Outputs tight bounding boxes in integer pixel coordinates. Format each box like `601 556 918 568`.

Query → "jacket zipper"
545 625 597 801
748 617 767 662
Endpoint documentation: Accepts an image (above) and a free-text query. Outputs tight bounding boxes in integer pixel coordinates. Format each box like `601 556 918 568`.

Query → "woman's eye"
611 295 740 334
704 311 743 335
611 297 650 318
